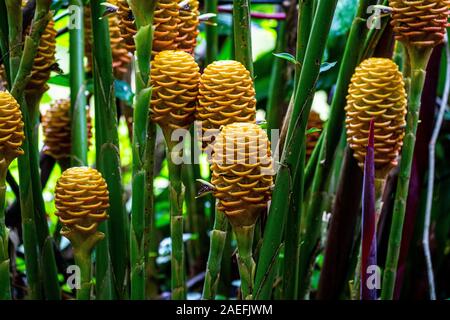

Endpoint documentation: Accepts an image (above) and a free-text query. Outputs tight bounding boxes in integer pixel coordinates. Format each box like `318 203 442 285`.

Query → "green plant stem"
25 90 61 300
234 224 256 300
202 206 228 300
74 251 92 300
67 230 104 300
295 0 314 86
0 168 11 299
69 0 88 167
166 138 187 300
0 0 10 88
267 19 287 136
6 0 57 300
297 0 377 298
233 0 253 76
128 0 156 300
205 0 218 65
381 46 432 300
254 0 338 300
90 0 127 299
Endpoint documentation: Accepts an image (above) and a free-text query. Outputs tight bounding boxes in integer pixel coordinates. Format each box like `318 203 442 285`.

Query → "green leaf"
273 52 299 65
320 61 337 73
306 127 322 135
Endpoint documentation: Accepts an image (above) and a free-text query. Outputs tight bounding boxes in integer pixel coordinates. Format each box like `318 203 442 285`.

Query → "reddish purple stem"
361 119 378 300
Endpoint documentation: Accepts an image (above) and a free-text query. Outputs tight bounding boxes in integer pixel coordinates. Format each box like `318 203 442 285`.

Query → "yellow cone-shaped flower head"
197 60 256 152
151 50 200 132
153 0 180 57
117 0 137 54
211 123 273 227
109 14 132 78
345 58 407 173
26 19 57 92
176 0 199 54
55 167 109 234
0 91 25 164
390 0 450 48
42 99 92 161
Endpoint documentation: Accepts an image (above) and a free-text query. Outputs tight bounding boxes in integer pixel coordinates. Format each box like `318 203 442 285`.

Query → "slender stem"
206 0 219 65
233 0 253 76
295 0 314 86
234 224 256 300
25 91 61 300
6 0 55 300
202 206 228 300
128 0 157 300
267 19 287 137
381 46 433 300
74 250 92 300
423 39 450 301
91 0 128 299
166 139 187 300
69 0 88 167
254 0 338 300
0 168 11 299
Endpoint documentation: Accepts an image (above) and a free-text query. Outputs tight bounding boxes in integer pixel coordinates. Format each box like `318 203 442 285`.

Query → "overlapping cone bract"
55 167 109 234
26 19 57 92
177 0 200 54
153 0 180 57
196 60 256 152
117 0 137 54
42 99 92 161
211 123 273 227
345 58 407 171
390 0 450 47
151 50 200 131
0 91 25 163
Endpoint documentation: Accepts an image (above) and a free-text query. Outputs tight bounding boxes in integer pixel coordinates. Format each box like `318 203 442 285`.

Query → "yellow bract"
196 60 256 152
26 19 57 93
117 0 137 54
42 99 92 161
151 50 200 131
176 0 200 54
211 123 273 227
153 0 180 57
390 0 450 47
345 58 407 172
55 167 109 234
0 91 25 164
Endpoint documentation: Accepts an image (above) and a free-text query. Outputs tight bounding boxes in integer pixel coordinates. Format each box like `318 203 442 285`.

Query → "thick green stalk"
205 0 218 65
0 168 11 299
233 0 253 76
25 91 60 300
128 0 156 300
234 224 256 300
267 19 287 136
67 230 104 300
202 207 228 300
254 0 338 300
295 0 314 86
297 0 377 298
90 0 128 299
381 46 432 300
281 0 313 299
166 139 187 300
69 0 88 167
74 251 92 300
7 0 57 300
